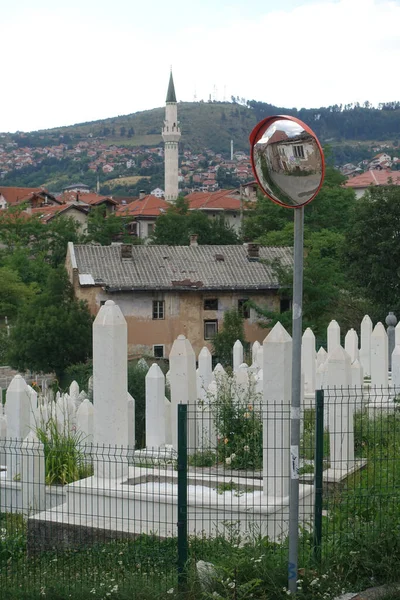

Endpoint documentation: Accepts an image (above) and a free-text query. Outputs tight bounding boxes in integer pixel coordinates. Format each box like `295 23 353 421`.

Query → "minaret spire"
162 70 181 201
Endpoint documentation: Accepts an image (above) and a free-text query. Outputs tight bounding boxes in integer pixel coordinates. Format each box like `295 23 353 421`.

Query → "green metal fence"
1 387 400 599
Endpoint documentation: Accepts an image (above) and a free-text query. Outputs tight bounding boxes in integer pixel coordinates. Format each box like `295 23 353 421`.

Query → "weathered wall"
69 281 279 358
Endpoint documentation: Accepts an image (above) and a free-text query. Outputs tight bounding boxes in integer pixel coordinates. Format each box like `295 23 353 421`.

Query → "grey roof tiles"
72 244 293 291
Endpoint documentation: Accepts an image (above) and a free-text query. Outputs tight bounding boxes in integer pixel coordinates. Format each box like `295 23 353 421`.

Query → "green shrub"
208 373 262 470
36 418 93 485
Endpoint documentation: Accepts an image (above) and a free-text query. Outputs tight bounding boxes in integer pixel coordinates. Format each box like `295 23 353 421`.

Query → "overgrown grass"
36 419 93 485
2 410 400 599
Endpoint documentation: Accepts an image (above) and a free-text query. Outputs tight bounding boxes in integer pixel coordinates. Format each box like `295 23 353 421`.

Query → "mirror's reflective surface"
252 118 324 207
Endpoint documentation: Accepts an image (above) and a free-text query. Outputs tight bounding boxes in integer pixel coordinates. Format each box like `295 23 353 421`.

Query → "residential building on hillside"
66 241 292 358
0 186 61 210
116 194 169 239
151 187 165 198
344 169 400 198
185 189 246 233
30 203 90 231
116 187 256 239
59 190 117 213
63 183 91 193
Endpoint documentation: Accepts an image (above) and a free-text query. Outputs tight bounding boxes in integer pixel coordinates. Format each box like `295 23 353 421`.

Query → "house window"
204 320 218 340
280 298 291 313
152 300 165 319
238 299 250 319
293 145 305 159
153 345 164 358
147 223 155 235
204 298 218 311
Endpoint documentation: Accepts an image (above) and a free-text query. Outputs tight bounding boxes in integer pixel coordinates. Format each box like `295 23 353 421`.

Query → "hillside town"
0 134 253 195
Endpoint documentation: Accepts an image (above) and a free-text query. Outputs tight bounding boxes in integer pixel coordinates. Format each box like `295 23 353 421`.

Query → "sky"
2 0 400 133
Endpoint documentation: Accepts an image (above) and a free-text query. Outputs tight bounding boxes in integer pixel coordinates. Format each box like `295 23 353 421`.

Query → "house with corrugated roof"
66 241 292 358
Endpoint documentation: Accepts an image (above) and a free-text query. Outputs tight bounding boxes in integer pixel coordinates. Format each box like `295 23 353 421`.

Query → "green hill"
2 99 400 193
30 99 400 154
40 102 256 155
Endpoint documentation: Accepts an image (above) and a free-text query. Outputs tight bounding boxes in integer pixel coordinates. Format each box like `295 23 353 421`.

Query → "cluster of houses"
341 148 400 198
0 181 258 238
0 135 253 194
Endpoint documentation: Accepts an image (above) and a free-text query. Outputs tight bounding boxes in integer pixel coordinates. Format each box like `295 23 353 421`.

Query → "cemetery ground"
1 405 400 600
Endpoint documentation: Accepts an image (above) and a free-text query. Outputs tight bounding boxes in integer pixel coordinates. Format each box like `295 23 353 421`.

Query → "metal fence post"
313 389 324 563
177 404 188 590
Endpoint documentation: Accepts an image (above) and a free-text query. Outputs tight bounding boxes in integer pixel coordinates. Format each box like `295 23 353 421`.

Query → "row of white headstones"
0 303 395 498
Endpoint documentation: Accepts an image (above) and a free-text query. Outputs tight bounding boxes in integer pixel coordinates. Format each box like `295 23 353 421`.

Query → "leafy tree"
0 247 52 287
0 205 44 251
212 309 246 367
7 267 93 379
251 229 368 338
86 206 132 245
46 216 83 267
344 185 400 315
0 328 10 365
0 267 36 320
151 198 239 245
243 167 356 243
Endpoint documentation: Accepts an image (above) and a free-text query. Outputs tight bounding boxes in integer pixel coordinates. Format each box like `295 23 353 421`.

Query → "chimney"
121 244 132 259
139 190 146 200
190 234 198 247
247 243 260 261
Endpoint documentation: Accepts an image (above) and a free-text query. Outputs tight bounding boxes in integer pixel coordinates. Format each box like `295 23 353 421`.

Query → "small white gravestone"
370 322 389 392
197 346 215 450
392 345 400 389
197 347 212 403
0 408 7 467
316 347 328 367
169 335 197 452
127 393 135 450
93 300 128 479
344 329 359 364
360 314 373 378
263 322 291 498
324 345 354 471
146 363 166 449
327 320 341 355
233 339 244 373
21 430 45 515
76 398 94 444
252 341 261 368
69 381 80 405
5 375 31 480
302 328 316 395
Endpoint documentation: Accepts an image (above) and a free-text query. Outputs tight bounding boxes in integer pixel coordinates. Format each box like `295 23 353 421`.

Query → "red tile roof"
0 186 58 205
186 189 242 211
116 195 170 218
30 204 89 222
60 191 118 206
344 170 400 189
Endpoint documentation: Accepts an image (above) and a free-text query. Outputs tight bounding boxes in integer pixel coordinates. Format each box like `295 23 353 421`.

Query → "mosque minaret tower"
162 71 181 201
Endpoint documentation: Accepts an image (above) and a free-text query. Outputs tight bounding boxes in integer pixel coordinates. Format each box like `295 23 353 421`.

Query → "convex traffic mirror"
249 115 325 208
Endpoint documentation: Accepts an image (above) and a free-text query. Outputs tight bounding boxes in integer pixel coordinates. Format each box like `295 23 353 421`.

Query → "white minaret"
162 71 181 201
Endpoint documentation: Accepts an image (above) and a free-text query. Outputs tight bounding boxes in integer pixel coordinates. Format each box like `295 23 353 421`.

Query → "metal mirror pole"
288 205 304 595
